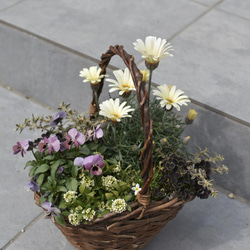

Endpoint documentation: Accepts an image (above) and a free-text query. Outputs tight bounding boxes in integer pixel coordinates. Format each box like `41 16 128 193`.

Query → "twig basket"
35 45 191 250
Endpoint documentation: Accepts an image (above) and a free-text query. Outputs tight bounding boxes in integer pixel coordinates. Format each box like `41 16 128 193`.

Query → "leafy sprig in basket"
13 36 228 249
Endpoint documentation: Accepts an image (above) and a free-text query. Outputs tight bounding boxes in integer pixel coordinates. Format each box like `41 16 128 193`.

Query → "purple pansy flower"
38 135 60 154
41 201 61 218
87 124 103 141
62 128 85 150
13 139 30 157
74 154 104 175
50 111 66 127
25 180 39 192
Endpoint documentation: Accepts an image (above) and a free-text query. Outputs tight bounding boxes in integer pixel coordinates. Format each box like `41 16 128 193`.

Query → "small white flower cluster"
97 201 106 212
64 191 77 203
113 163 121 174
82 208 96 221
102 175 118 191
68 212 80 226
110 198 127 213
79 173 95 188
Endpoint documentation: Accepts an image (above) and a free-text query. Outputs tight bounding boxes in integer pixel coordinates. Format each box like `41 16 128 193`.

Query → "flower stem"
94 90 99 112
147 68 153 102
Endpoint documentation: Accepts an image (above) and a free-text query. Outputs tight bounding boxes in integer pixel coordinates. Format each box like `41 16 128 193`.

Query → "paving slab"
0 0 22 11
219 0 250 20
0 0 208 60
0 86 52 247
149 8 250 123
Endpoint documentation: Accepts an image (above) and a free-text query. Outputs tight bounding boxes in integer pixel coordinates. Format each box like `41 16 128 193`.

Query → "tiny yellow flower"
140 70 149 82
183 136 191 144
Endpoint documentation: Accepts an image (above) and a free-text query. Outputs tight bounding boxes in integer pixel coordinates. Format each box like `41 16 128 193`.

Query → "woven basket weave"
34 45 191 250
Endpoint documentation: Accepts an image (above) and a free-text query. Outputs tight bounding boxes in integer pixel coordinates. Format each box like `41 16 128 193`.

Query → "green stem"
162 110 167 129
147 68 153 102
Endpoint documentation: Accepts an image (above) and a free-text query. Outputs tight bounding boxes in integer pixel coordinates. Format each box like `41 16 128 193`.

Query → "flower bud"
185 109 198 125
140 70 149 82
160 138 168 145
183 136 190 144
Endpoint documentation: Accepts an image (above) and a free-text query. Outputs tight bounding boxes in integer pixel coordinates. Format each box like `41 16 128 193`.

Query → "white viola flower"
106 68 135 96
79 66 106 85
132 183 141 195
99 98 135 122
153 85 190 111
133 36 173 65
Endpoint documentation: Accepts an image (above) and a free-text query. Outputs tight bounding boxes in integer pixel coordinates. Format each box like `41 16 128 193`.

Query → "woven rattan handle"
89 45 153 196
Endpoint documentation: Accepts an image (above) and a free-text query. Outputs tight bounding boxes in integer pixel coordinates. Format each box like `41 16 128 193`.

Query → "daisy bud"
185 109 198 124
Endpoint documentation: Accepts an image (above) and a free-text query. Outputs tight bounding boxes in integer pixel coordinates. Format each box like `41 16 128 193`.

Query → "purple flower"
41 201 61 217
74 154 104 175
25 180 39 192
50 111 66 127
38 135 60 154
87 124 103 141
13 139 30 157
62 128 85 150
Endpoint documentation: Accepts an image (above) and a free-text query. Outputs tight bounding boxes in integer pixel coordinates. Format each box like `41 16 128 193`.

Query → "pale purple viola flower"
12 139 30 157
74 154 104 175
62 128 85 149
41 201 61 217
25 180 39 192
87 124 103 141
38 135 60 154
50 111 66 127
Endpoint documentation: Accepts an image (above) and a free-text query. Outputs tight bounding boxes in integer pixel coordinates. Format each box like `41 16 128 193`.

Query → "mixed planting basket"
13 37 228 249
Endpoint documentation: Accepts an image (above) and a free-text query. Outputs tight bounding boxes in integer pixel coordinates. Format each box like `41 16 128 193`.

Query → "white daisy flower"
99 98 135 122
153 85 190 111
133 36 173 65
132 183 141 195
106 68 135 96
79 66 106 85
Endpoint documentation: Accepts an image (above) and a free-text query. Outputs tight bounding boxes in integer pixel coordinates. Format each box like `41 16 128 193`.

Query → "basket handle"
89 45 153 196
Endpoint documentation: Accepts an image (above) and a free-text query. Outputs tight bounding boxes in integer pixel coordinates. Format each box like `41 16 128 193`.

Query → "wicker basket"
34 45 191 250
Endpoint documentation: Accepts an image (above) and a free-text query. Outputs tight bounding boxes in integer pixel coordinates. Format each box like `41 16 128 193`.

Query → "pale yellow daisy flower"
153 85 190 111
99 98 135 122
107 68 135 96
133 36 173 65
79 66 106 85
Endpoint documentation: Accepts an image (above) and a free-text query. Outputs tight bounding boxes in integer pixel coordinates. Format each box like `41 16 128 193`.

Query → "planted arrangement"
13 36 227 248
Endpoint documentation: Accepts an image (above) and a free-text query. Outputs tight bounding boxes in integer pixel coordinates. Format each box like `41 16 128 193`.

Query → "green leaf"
57 186 67 192
87 191 95 197
51 161 61 179
55 214 65 225
89 143 99 151
36 174 45 186
35 164 50 174
105 193 114 200
97 145 106 154
79 183 86 194
29 166 36 177
66 178 78 191
39 196 47 205
111 190 119 197
71 165 78 178
59 200 68 209
43 155 54 160
79 145 90 155
25 160 35 169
